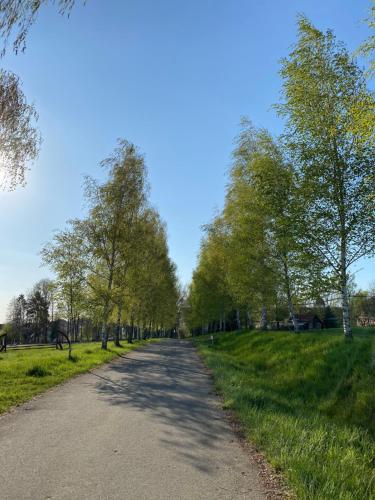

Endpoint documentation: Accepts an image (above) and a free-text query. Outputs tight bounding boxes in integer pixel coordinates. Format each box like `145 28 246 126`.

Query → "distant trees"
7 294 27 342
7 280 53 343
26 287 49 343
188 217 232 334
122 208 179 342
188 18 375 338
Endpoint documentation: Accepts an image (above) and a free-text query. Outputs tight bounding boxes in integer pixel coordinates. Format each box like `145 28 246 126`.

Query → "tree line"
6 140 180 349
187 18 375 339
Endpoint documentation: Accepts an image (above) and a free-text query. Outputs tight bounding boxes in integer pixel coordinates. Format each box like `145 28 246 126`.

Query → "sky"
0 0 374 321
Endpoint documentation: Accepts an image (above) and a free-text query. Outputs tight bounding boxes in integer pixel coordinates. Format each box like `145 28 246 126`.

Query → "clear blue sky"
0 0 374 321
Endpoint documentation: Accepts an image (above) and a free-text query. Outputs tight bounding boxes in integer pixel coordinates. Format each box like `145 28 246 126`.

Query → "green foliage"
224 121 281 315
189 16 375 338
278 16 375 336
41 229 87 331
323 306 338 328
187 216 233 330
195 329 375 499
41 139 179 347
357 0 375 77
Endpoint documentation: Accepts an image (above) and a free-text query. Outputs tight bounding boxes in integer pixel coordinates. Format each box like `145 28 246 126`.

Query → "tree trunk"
246 309 253 330
236 309 241 330
260 304 267 330
101 301 110 349
101 323 108 349
288 296 299 333
342 287 351 338
340 237 352 339
128 318 134 343
341 275 352 339
114 305 122 347
282 256 298 332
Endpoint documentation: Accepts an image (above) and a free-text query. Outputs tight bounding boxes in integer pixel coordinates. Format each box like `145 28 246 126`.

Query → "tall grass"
0 340 151 414
194 328 375 499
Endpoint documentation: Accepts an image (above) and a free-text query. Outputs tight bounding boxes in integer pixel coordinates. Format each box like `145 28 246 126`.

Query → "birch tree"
278 17 375 339
76 140 147 349
41 228 86 339
234 121 330 331
124 209 179 340
224 124 280 330
188 217 232 333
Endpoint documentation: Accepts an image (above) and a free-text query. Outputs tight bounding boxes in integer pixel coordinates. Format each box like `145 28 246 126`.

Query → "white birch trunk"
101 325 108 349
260 304 267 330
288 297 299 333
340 238 352 338
282 257 298 332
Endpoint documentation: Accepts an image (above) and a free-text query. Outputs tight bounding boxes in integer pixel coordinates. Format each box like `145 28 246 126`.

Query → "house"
291 314 323 331
356 315 375 327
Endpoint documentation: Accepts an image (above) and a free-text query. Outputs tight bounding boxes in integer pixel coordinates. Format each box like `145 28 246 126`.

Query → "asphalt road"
0 340 266 500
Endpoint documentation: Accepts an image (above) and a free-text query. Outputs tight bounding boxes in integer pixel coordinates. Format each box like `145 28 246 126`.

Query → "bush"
323 306 338 328
26 365 50 377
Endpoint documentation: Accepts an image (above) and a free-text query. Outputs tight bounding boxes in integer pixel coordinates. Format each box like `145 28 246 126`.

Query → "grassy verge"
194 328 375 499
0 340 153 415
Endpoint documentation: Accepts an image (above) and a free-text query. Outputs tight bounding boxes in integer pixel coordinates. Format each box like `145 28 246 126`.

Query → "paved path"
0 340 266 500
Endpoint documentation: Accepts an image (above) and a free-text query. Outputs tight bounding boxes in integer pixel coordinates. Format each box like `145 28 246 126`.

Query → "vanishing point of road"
0 340 266 499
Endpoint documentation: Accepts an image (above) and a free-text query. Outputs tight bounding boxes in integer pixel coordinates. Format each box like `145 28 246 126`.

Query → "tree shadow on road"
93 340 236 475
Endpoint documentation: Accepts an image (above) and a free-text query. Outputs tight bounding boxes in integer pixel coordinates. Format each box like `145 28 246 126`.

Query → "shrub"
26 365 50 377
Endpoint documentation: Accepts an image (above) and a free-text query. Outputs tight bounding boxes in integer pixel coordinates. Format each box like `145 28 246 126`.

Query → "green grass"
194 328 375 499
0 340 152 414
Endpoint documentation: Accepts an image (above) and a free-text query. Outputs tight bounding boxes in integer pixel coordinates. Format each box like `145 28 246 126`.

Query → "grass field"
194 328 375 500
0 340 152 415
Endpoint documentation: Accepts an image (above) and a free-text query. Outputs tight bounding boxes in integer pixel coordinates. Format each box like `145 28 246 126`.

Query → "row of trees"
7 140 180 349
187 18 375 339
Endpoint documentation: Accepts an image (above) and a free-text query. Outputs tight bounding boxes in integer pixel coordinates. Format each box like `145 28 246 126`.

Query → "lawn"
194 328 375 499
0 340 152 415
